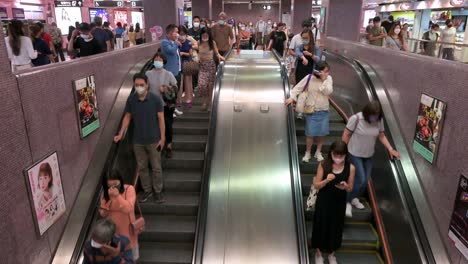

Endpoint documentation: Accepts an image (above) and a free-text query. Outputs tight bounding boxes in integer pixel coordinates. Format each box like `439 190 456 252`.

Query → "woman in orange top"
99 170 139 261
237 22 251 50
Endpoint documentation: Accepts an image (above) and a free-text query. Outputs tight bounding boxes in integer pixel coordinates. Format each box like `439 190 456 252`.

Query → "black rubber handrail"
192 50 232 264
271 50 310 264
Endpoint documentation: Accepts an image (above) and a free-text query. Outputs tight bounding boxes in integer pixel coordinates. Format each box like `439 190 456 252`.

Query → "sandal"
185 101 193 108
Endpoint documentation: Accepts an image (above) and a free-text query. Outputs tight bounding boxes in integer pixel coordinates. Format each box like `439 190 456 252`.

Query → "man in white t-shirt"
440 19 457 61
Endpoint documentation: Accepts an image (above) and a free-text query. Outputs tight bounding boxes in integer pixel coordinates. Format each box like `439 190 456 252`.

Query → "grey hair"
92 219 115 243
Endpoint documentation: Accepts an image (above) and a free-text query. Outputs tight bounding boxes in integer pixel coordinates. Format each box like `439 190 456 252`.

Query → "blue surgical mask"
218 20 225 25
302 39 310 45
153 61 164 69
369 115 380 123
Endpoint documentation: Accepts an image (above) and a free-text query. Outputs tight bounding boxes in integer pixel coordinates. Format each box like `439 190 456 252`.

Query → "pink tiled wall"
326 37 468 264
0 30 159 263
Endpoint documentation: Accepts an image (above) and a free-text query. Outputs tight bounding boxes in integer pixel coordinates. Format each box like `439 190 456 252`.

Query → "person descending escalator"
267 22 288 58
114 73 166 204
311 140 355 264
294 29 321 86
341 101 400 218
99 170 139 261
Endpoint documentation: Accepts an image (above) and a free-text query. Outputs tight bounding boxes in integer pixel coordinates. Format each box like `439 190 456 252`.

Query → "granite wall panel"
326 37 468 264
0 33 159 263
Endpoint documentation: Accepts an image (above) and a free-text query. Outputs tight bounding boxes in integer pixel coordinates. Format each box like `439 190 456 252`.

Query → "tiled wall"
0 31 159 263
326 37 468 264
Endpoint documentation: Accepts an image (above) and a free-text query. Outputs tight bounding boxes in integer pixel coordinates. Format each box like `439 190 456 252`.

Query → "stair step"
295 122 345 137
162 151 205 170
309 250 383 264
306 222 379 251
299 160 320 173
172 135 207 151
139 242 192 264
175 114 210 122
296 136 343 154
164 170 202 192
140 192 199 216
173 122 209 135
140 215 196 243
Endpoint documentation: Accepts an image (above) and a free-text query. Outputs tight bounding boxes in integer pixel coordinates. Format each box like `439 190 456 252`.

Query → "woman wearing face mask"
179 26 195 108
311 140 355 264
342 101 400 218
146 51 178 157
294 29 321 85
247 22 255 50
99 170 139 261
267 22 287 57
198 28 225 111
237 22 251 50
385 24 407 51
285 61 332 163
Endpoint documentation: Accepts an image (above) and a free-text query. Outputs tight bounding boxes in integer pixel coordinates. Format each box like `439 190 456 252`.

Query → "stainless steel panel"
202 51 300 264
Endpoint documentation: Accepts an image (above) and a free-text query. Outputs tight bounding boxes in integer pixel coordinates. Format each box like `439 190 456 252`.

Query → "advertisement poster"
179 8 184 26
12 8 25 19
412 93 446 164
24 152 66 236
90 8 109 23
131 11 143 27
55 7 82 34
73 75 100 138
0 7 8 19
114 10 128 25
449 175 468 260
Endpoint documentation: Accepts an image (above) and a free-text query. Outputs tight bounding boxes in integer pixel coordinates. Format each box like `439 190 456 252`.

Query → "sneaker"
314 152 324 162
154 192 165 204
297 113 304 120
173 113 177 118
315 254 324 264
328 254 338 264
351 198 365 209
139 192 153 203
346 203 353 218
302 152 311 163
174 108 183 115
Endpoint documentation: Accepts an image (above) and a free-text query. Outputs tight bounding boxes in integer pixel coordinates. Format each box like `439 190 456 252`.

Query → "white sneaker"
173 113 177 118
315 254 324 264
328 254 338 264
174 108 183 115
302 152 311 163
182 92 185 97
346 203 353 218
314 152 324 162
351 198 365 209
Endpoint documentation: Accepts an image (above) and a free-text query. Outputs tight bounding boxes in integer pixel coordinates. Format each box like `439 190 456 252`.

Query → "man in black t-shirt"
267 22 287 56
103 22 115 50
92 17 110 52
68 23 103 57
188 16 202 41
381 15 395 35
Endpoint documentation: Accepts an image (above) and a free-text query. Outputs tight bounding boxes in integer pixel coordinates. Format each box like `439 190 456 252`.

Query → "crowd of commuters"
365 15 458 61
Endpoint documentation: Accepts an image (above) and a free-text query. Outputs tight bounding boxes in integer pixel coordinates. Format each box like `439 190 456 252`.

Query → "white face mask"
394 28 401 34
202 37 209 42
135 85 146 95
193 22 200 28
240 26 246 31
332 154 346 165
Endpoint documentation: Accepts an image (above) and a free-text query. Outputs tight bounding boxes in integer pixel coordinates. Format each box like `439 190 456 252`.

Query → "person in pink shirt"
99 171 139 261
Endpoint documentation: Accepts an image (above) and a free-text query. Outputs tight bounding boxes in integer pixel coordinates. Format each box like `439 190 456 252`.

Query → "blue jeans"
347 154 373 202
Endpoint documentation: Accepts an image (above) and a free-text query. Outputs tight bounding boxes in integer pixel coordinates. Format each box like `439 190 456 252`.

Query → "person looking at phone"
114 73 166 203
99 170 139 261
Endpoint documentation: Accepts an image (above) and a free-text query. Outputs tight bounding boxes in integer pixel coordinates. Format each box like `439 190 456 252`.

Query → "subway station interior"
1 0 468 263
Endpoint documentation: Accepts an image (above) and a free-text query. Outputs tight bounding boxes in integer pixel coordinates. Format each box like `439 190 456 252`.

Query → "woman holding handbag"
99 170 141 261
285 61 333 163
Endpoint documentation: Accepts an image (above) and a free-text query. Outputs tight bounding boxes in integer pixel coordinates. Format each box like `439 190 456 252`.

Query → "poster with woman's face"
25 152 66 236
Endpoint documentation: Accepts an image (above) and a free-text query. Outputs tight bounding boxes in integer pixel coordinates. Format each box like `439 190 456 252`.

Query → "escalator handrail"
271 50 309 264
192 50 232 264
352 58 449 264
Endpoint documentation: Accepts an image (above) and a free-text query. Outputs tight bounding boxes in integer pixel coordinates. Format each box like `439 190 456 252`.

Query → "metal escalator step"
138 242 192 264
140 192 199 216
306 222 379 251
162 151 205 170
164 170 202 192
309 250 383 264
299 160 320 173
172 135 207 151
295 122 345 137
174 114 210 122
296 136 343 153
140 215 196 243
173 122 209 135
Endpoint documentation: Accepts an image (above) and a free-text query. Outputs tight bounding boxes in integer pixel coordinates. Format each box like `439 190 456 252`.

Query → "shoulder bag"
127 177 145 235
295 74 316 114
306 180 318 210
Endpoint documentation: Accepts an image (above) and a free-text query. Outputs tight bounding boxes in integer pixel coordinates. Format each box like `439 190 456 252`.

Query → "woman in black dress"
295 29 320 84
312 140 355 264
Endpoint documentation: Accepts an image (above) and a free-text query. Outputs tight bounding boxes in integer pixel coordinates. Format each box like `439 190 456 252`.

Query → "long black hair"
321 140 349 177
102 170 125 202
135 23 141 33
8 19 24 56
199 27 214 50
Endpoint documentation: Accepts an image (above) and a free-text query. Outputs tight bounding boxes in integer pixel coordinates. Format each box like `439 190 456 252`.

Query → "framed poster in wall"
73 75 100 138
24 152 66 236
412 93 446 164
449 175 468 260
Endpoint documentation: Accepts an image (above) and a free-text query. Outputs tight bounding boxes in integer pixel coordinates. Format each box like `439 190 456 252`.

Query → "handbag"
306 183 319 210
182 60 199 75
127 176 145 235
295 74 316 114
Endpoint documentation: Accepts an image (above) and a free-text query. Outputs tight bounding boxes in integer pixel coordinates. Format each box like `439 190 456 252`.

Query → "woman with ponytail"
5 19 37 71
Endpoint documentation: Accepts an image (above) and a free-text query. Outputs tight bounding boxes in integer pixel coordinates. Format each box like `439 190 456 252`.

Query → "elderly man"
211 12 235 56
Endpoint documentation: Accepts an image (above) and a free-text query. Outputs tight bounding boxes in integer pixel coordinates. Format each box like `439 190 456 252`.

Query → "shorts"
305 110 329 137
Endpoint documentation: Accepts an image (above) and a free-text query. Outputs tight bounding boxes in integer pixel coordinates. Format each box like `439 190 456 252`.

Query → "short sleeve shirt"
346 112 385 158
146 69 177 97
74 37 103 57
188 27 201 41
211 24 233 52
124 92 164 145
270 31 287 55
180 39 192 62
368 26 386 47
92 28 110 51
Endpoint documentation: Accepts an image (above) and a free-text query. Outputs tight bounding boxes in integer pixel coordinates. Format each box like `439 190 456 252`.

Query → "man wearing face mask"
69 23 103 57
114 73 166 203
440 19 457 61
367 16 387 47
211 12 235 56
188 16 202 41
421 23 440 57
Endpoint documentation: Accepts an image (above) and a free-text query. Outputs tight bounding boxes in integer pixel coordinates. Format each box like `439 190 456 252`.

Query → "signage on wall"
55 1 83 7
400 3 411 10
131 1 143 7
448 174 468 260
12 8 25 19
412 93 446 164
73 75 100 138
94 1 124 7
0 7 8 19
451 0 465 7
